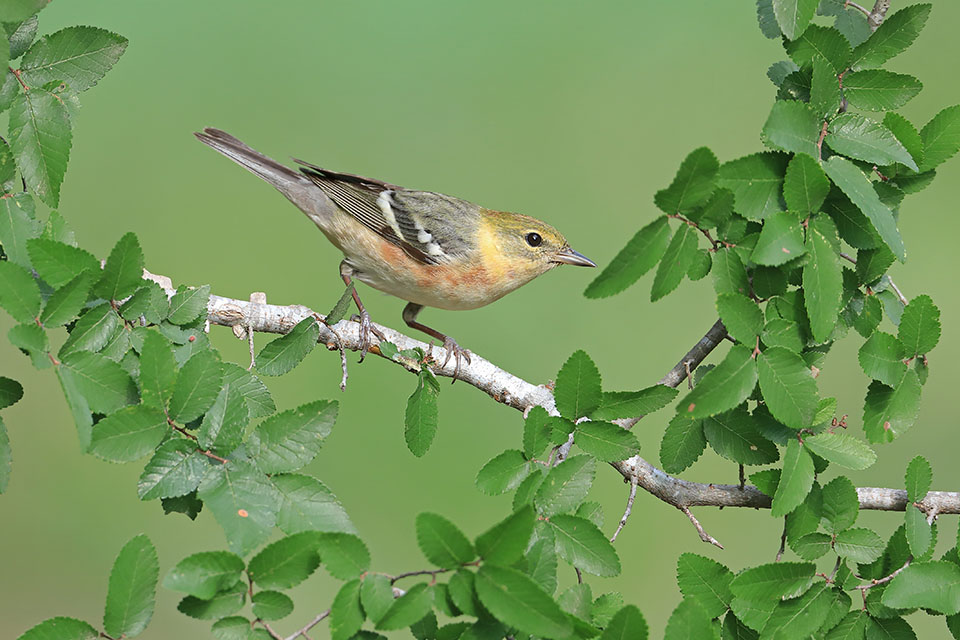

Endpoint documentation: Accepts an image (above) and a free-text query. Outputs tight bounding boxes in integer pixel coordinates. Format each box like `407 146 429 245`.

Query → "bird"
194 128 596 377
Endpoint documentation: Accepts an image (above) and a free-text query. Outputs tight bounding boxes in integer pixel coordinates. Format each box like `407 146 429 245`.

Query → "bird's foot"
441 336 472 383
351 312 384 362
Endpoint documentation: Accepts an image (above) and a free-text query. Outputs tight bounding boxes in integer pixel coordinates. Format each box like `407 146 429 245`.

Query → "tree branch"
868 0 892 31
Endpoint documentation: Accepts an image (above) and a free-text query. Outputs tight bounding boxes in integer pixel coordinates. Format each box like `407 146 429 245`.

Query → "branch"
868 0 892 31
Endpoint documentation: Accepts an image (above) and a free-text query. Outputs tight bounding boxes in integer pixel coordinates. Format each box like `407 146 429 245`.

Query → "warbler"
194 128 596 374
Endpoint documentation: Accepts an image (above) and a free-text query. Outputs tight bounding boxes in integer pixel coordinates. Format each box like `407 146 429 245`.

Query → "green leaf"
730 561 815 602
374 583 432 631
476 449 531 495
850 3 931 69
651 224 699 302
751 211 804 267
703 408 779 465
863 371 921 443
858 331 907 386
599 604 647 640
791 532 831 560
804 431 876 470
58 350 137 414
905 455 932 503
137 438 209 500
58 302 120 358
361 574 394 623
416 512 475 567
40 271 96 327
198 378 249 455
664 598 713 639
826 114 918 171
167 285 211 325
772 440 815 517
0 193 41 269
222 365 275 419
555 350 602 419
905 508 932 558
534 454 595 517
6 16 39 60
89 405 168 463
810 59 842 120
761 582 832 639
475 505 535 566
248 591 292 621
772 0 818 39
139 330 176 410
163 551 245 600
15 617 98 640
95 232 145 301
405 369 439 457
248 532 321 589
716 294 763 345
550 514 620 577
584 216 671 299
103 534 158 638
654 147 718 214
713 247 751 296
825 611 868 640
803 217 844 343
820 476 859 534
249 399 337 474
856 247 896 286
329 580 363 640
197 461 280 556
271 473 355 535
882 561 960 614
523 406 553 459
0 260 40 323
0 376 23 410
843 70 922 112
255 317 319 376
10 322 51 370
785 24 851 72
8 88 71 207
176 582 245 621
26 237 98 288
209 616 255 640
659 414 705 476
20 26 128 92
316 532 370 579
168 349 222 423
574 421 639 462
120 281 170 325
591 387 677 423
676 553 734 618
718 152 789 221
784 153 830 215
825 157 904 261
898 294 940 357
474 565 573 639
758 347 818 428
762 100 820 158
919 104 960 171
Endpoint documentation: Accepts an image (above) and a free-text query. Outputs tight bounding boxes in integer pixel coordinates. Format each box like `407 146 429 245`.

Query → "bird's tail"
194 128 325 219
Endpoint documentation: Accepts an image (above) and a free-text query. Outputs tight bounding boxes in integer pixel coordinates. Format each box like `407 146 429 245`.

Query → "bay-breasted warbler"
195 128 595 375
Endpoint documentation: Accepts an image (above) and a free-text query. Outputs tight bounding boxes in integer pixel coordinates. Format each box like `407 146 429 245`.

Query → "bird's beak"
552 246 597 267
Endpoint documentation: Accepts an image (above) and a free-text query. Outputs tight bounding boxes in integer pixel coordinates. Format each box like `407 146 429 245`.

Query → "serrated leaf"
858 331 907 386
139 330 176 410
717 294 764 345
905 508 932 558
863 371 921 443
0 260 40 323
167 284 210 325
785 24 851 72
95 232 145 301
772 0 819 39
718 152 789 221
730 562 815 602
664 598 713 638
843 70 922 112
89 405 168 463
0 377 23 411
523 406 553 459
197 380 248 456
329 579 363 640
676 553 734 618
416 512 475 567
405 369 439 457
660 413 706 474
26 237 98 288
651 224 699 302
248 532 321 589
163 551 245 599
361 574 394 624
752 210 805 267
476 449 531 495
316 532 370 579
249 399 337 474
103 534 158 638
803 217 843 342
584 216 671 298
58 302 120 358
0 193 41 269
784 153 830 215
881 561 960 614
476 505 535 566
6 16 39 60
826 114 918 171
824 157 904 261
654 147 718 214
758 347 818 428
40 270 96 327
792 532 832 560
137 438 209 500
250 590 293 621
820 476 859 534
804 432 876 470
20 26 128 93
905 455 932 504
176 582 245 621
762 582 832 639
919 104 960 171
574 421 639 462
762 101 820 159
768 59 800 87
772 440 815 517
534 454 595 517
475 565 572 639
555 349 602 420
120 281 169 325
713 247 751 296
375 583 432 631
591 385 678 420
550 514 620 577
168 349 222 423
703 408 779 465
222 365 275 419
810 59 842 121
850 3 931 69
9 88 71 207
856 247 896 286
58 350 137 414
197 460 280 556
15 617 98 640
271 473 355 535
680 345 757 419
255 316 319 376
898 294 940 357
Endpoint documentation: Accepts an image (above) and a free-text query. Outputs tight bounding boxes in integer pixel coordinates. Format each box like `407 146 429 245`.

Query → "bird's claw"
441 337 472 383
351 311 381 362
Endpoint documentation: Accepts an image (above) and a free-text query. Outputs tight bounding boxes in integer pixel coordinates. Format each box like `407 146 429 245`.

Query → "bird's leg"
338 261 382 361
402 302 471 382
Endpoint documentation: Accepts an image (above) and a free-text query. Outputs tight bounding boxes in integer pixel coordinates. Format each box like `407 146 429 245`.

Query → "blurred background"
1 1 958 637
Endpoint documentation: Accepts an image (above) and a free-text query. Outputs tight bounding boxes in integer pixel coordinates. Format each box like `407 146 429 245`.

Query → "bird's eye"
525 232 543 247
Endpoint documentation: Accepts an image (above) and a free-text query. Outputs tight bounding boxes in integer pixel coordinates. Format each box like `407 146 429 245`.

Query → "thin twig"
887 278 909 306
610 476 639 543
283 610 330 640
845 0 872 17
775 520 787 562
260 622 283 640
680 505 723 549
855 557 911 591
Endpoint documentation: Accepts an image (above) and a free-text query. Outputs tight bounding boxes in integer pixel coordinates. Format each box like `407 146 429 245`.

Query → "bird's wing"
297 162 477 265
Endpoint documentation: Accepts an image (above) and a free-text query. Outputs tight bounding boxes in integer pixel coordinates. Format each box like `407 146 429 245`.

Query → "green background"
2 1 959 637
